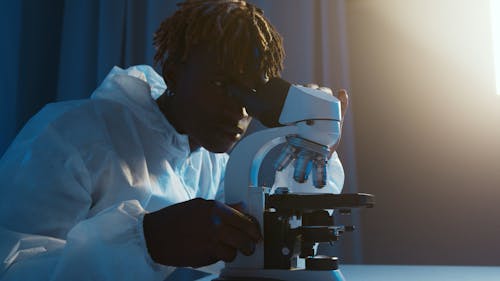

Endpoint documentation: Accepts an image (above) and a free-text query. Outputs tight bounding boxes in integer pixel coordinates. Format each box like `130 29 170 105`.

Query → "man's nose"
224 103 248 121
226 83 254 108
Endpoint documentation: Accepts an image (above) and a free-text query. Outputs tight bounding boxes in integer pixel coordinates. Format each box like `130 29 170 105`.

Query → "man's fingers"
228 202 247 213
336 89 348 119
214 242 237 262
214 202 261 241
215 224 256 256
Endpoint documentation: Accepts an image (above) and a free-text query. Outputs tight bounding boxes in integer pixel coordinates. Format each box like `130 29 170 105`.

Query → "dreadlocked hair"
153 0 285 79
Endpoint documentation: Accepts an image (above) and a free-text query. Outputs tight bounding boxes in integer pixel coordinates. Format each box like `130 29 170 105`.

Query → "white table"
340 264 500 281
183 264 500 281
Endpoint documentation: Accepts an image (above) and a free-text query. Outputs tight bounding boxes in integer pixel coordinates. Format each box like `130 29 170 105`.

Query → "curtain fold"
318 0 363 264
56 0 178 102
0 0 65 154
57 0 101 101
0 0 178 156
0 1 22 154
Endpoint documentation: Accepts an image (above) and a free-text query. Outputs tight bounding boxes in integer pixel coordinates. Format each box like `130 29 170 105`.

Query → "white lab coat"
0 65 344 280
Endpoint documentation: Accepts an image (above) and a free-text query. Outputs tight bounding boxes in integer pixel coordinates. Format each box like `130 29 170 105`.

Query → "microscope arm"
224 80 343 270
224 125 299 269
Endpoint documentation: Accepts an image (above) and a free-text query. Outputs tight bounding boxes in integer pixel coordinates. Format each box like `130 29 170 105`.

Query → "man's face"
168 46 265 153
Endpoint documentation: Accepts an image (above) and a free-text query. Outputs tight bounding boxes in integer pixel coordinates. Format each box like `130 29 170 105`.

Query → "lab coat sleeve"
0 109 172 280
1 202 172 281
50 200 173 280
215 177 226 203
214 154 229 203
326 151 345 194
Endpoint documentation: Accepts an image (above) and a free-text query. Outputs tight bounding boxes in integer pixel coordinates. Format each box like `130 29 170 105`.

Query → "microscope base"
214 268 345 281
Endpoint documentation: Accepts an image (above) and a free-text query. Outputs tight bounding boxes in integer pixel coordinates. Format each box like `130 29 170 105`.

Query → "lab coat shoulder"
43 97 159 210
0 99 98 237
0 97 146 231
4 97 141 161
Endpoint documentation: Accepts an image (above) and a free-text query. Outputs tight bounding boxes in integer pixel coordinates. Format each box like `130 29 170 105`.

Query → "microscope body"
217 80 374 281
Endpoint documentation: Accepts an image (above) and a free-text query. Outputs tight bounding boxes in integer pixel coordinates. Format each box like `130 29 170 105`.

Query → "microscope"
215 78 374 281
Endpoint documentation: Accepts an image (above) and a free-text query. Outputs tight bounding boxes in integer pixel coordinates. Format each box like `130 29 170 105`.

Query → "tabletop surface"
185 264 500 281
340 264 500 281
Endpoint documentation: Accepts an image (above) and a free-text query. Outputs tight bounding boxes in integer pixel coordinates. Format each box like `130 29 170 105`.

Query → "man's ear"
162 62 178 91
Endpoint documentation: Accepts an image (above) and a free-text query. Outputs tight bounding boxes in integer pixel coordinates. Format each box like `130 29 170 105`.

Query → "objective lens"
312 157 327 188
274 144 297 171
293 150 313 183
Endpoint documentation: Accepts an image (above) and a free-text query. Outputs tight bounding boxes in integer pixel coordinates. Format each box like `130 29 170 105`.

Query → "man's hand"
143 198 261 268
306 84 349 156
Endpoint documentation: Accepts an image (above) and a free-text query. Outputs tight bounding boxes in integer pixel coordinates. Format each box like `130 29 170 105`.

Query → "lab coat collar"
91 65 192 167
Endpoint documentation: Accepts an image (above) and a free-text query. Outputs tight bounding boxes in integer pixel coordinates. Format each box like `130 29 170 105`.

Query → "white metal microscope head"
225 78 342 198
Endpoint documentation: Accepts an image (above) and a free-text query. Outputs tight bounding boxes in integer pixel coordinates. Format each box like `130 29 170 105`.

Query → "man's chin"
206 143 236 154
203 138 238 154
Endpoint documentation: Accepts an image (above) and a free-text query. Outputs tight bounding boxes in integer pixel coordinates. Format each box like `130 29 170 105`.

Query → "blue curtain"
0 0 178 155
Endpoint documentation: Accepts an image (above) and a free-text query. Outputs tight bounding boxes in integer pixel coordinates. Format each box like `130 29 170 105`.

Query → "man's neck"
188 138 201 153
156 95 199 154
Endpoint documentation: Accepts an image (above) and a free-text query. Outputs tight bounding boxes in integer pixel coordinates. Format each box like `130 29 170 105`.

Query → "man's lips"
213 123 245 140
223 126 244 135
221 128 244 140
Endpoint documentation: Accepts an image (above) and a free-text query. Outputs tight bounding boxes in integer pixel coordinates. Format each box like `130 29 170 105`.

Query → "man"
0 1 348 280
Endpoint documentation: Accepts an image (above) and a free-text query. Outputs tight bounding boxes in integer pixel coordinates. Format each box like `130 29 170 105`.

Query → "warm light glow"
492 0 500 95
